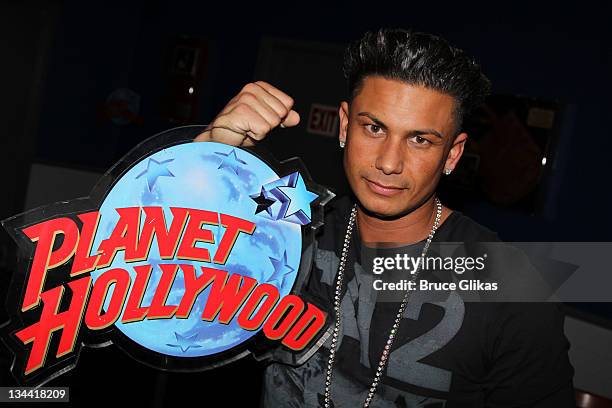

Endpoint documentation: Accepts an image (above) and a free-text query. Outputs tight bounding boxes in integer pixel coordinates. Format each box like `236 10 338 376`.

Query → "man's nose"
375 137 403 175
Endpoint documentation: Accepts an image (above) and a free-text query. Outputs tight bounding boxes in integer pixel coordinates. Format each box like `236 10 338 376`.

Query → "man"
195 29 574 407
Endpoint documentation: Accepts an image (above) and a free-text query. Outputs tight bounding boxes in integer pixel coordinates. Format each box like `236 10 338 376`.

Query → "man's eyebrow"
357 112 444 139
411 128 444 139
357 112 387 129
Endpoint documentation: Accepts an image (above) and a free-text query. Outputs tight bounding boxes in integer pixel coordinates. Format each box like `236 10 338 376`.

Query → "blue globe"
90 142 302 357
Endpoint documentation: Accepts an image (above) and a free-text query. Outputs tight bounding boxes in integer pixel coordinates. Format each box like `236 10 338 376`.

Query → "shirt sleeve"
483 302 575 407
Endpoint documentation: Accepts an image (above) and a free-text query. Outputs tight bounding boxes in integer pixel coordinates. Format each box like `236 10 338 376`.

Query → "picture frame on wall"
171 45 199 77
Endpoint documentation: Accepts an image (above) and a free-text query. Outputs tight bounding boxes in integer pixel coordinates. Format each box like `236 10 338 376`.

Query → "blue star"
253 174 295 222
166 332 202 353
135 158 175 191
266 251 295 289
251 172 319 225
215 149 247 175
277 173 318 222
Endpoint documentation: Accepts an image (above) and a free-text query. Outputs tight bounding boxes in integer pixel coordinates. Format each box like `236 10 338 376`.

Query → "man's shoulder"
314 196 354 251
440 209 500 242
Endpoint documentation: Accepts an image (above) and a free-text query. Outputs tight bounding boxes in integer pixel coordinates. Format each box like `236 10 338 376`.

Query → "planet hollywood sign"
1 126 334 385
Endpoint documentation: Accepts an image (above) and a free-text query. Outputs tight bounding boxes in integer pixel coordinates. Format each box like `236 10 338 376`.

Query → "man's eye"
366 124 383 134
412 135 431 145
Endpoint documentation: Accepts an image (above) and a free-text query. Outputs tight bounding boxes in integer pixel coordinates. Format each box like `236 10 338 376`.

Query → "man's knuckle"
270 115 282 127
285 96 294 108
254 80 270 88
233 103 251 115
276 104 289 117
239 91 257 103
241 83 258 94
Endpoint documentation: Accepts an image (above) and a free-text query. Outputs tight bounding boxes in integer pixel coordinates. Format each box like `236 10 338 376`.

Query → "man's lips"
364 178 406 197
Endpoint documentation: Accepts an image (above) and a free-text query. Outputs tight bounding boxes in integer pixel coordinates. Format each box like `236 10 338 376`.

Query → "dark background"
0 0 610 406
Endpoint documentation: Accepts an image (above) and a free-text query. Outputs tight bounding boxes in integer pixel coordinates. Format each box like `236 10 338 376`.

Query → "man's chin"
358 197 406 220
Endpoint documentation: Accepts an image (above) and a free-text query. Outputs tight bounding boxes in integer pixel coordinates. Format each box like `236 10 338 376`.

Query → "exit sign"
307 104 338 137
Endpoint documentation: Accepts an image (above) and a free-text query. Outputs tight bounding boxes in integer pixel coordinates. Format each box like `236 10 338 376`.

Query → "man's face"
339 76 467 218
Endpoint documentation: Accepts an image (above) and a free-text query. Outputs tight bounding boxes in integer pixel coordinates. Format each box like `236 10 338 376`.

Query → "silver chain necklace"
323 197 442 408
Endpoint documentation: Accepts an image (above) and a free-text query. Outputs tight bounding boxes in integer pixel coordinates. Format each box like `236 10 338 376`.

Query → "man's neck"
356 196 453 244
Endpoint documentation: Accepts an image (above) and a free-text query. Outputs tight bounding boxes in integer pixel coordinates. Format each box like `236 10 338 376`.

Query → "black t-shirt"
262 196 574 407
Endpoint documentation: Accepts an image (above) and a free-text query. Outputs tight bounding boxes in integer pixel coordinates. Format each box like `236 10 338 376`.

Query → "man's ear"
338 101 349 145
444 132 468 173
